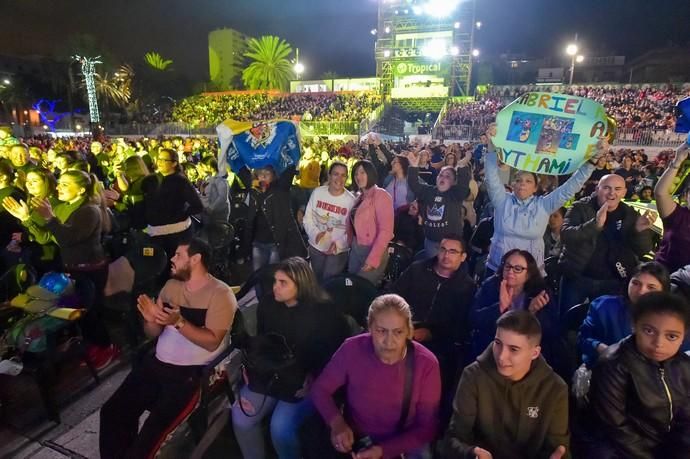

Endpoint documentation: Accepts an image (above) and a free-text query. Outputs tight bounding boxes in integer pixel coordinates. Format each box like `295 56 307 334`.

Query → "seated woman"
577 261 687 368
588 291 690 458
3 170 116 367
311 294 441 459
469 249 560 367
232 257 349 459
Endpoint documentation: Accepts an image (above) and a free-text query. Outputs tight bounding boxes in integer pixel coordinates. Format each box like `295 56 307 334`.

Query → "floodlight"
576 55 584 63
566 44 578 56
370 28 377 35
383 50 391 58
450 46 460 56
423 0 460 18
454 22 460 29
472 49 480 57
423 40 447 59
384 26 391 33
412 6 422 14
76 124 82 130
294 62 305 74
475 21 482 29
2 79 9 85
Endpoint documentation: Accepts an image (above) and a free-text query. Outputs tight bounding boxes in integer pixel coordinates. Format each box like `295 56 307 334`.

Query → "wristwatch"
174 317 186 331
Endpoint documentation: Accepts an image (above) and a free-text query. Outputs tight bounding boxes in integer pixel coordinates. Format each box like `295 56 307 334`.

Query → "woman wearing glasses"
138 148 203 270
468 249 561 368
483 124 605 276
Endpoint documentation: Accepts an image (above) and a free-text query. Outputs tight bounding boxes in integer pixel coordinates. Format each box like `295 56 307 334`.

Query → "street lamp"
293 48 304 80
565 44 583 85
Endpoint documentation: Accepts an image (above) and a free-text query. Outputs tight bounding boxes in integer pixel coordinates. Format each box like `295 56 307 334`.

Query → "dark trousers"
67 263 110 346
99 354 201 459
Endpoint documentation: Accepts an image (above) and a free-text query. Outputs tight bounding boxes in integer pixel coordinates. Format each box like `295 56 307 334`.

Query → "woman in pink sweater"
311 294 442 459
347 160 394 286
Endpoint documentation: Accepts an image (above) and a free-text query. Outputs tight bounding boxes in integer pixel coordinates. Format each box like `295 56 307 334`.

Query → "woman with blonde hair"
312 294 441 459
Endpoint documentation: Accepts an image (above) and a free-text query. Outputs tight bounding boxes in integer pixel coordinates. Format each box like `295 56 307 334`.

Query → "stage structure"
374 0 476 98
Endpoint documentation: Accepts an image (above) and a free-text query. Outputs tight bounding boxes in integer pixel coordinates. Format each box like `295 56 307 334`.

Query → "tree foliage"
242 36 294 91
144 52 174 71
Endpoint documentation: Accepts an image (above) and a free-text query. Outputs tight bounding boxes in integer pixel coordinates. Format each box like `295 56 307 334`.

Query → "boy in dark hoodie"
443 310 570 459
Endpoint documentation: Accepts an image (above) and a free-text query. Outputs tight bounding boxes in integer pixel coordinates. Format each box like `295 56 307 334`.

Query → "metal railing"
298 120 360 136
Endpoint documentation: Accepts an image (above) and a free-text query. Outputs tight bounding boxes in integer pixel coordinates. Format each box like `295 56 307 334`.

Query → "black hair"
497 249 546 295
158 148 182 173
180 237 213 271
496 310 542 344
629 261 671 294
328 161 348 175
0 160 14 179
351 160 378 190
440 233 466 253
631 291 690 329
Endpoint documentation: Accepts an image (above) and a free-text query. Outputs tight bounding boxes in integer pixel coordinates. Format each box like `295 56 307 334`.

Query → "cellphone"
352 436 373 454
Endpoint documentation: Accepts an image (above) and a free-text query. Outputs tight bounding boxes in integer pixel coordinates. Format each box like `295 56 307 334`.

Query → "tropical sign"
493 92 612 175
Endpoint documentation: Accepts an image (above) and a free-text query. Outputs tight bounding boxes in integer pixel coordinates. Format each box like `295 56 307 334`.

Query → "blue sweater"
484 151 595 271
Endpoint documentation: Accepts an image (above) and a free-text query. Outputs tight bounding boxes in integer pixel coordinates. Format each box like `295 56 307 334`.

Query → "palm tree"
242 36 295 91
144 52 174 71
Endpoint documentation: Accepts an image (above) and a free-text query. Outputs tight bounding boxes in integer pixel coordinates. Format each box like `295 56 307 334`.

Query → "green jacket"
443 344 571 459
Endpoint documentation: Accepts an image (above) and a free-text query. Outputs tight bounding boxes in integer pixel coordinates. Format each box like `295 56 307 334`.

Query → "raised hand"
595 203 608 229
136 294 161 323
635 210 655 232
2 196 31 222
499 279 514 313
528 290 550 314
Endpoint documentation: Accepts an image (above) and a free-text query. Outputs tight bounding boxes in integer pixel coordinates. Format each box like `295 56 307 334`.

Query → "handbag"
241 332 305 412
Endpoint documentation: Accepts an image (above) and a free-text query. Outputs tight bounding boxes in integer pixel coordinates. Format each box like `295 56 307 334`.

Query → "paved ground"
0 357 244 459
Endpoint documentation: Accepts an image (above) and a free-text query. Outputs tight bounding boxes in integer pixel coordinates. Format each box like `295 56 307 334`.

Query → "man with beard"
99 238 237 459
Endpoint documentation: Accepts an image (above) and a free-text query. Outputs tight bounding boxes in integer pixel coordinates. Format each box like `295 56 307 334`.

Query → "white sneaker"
0 358 23 376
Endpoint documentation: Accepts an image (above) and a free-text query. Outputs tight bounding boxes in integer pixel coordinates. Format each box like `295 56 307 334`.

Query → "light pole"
565 44 584 85
293 48 305 81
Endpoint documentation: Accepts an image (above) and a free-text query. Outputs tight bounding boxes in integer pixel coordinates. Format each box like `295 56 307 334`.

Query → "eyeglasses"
503 263 527 274
439 247 463 256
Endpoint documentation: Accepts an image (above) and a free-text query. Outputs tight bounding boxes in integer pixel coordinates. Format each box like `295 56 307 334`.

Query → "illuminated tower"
209 28 251 90
374 0 476 97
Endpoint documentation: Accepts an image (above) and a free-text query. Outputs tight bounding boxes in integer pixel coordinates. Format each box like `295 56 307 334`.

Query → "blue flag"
216 120 301 175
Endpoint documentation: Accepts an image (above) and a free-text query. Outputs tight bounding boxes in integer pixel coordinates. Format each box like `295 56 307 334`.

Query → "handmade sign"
493 92 612 175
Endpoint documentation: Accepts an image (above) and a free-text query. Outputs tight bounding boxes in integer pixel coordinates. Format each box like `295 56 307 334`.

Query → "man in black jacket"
558 174 655 312
391 233 476 400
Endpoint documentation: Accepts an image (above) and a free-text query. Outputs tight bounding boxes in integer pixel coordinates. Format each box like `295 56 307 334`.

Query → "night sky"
1 0 689 82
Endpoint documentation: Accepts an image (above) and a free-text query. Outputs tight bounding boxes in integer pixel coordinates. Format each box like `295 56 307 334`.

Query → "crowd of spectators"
172 92 381 128
1 100 690 459
456 84 690 132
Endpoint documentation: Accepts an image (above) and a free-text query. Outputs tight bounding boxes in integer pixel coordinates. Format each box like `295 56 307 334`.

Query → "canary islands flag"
216 120 301 175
